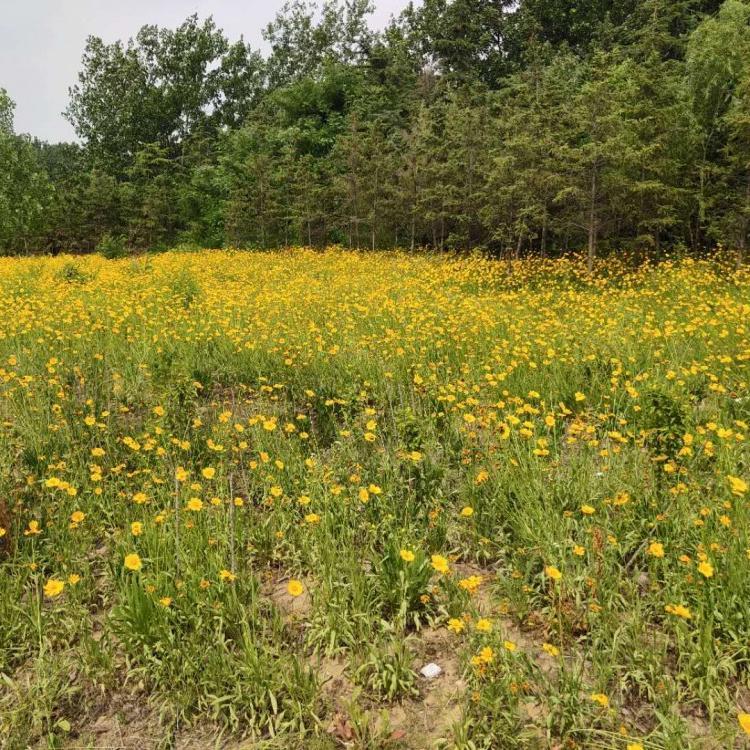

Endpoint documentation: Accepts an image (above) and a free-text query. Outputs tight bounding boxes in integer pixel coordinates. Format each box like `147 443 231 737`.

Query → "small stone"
420 662 442 679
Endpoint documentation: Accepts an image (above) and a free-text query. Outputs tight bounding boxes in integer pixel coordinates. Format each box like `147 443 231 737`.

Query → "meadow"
0 248 749 750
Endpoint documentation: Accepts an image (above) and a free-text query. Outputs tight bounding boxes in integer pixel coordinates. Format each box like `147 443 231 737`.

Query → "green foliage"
0 90 53 254
353 637 419 701
95 232 128 259
4 0 750 257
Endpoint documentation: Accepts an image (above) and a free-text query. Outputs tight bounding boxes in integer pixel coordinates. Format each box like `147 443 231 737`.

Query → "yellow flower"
542 643 560 657
44 579 65 598
219 569 236 582
130 522 143 536
738 712 750 735
665 603 691 619
159 597 172 607
590 693 609 707
460 506 474 517
67 574 81 585
175 467 189 482
186 497 203 512
647 541 665 558
545 565 562 581
431 554 450 574
358 487 370 503
70 510 86 524
573 545 585 557
133 492 147 504
447 618 465 633
25 520 42 536
581 504 595 515
697 561 714 578
627 744 644 750
304 513 321 524
475 618 492 632
201 467 215 479
399 549 415 563
459 575 483 592
124 553 142 571
475 470 489 485
287 579 304 597
574 392 586 402
503 640 516 652
477 646 494 664
728 475 747 496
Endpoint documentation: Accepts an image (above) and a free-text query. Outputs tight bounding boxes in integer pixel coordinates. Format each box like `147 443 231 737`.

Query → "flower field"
1 249 750 749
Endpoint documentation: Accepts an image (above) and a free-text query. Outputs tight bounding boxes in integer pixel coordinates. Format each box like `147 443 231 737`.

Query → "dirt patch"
266 576 313 620
389 627 467 748
60 692 166 750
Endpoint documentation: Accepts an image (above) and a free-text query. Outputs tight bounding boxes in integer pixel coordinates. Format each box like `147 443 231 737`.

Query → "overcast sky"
1 0 413 143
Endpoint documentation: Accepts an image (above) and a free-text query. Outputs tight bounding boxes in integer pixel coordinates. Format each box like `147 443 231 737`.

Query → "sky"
1 0 413 143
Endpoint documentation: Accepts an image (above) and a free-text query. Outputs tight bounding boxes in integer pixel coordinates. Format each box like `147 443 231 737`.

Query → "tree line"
1 0 749 265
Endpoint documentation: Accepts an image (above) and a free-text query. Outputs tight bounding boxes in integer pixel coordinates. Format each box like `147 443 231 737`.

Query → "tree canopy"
2 0 749 261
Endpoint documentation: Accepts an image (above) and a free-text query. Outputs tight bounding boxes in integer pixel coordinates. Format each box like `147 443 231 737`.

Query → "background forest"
1 0 749 264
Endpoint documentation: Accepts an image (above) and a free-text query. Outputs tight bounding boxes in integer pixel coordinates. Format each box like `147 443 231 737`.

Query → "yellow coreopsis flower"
697 561 714 578
665 603 691 619
647 541 665 558
44 578 65 598
431 554 449 574
728 475 747 496
124 553 142 571
287 579 304 597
